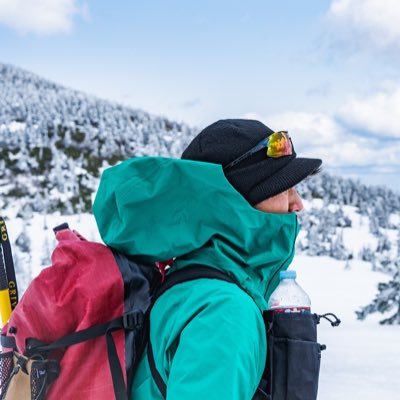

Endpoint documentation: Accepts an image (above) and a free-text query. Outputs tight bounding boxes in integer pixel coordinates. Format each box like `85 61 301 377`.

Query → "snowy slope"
292 255 399 400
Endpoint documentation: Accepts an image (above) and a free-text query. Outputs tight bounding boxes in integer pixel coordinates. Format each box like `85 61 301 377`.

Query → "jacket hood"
93 157 300 310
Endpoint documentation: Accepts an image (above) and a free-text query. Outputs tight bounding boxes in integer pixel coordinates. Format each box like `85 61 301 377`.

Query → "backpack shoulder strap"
154 265 237 301
148 265 238 399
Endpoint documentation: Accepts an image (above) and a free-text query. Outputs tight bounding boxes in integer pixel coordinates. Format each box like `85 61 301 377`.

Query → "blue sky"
0 0 399 192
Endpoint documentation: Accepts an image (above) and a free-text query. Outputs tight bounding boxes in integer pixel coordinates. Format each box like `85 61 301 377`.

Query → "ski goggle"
223 131 293 170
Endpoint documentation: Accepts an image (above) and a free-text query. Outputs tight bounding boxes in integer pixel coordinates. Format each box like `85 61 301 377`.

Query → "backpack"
0 223 161 400
0 222 340 400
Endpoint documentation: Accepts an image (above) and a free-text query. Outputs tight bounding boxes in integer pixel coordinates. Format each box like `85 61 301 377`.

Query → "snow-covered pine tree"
41 235 53 266
356 262 400 325
360 245 374 263
14 223 32 293
369 214 380 236
397 229 400 258
330 229 349 260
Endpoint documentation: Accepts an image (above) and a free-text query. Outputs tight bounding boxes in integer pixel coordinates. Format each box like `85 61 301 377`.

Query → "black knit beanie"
181 119 322 205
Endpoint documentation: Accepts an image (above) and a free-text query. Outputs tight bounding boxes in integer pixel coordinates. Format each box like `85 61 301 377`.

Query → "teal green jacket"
93 157 299 400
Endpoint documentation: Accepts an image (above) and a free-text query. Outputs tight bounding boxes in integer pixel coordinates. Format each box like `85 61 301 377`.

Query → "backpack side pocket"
0 351 60 400
271 337 321 400
265 312 322 400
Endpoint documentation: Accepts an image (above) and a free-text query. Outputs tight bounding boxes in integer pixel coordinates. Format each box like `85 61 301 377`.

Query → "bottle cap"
280 270 296 280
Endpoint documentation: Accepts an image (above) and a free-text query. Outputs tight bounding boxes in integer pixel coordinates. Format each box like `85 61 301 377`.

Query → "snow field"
292 255 399 400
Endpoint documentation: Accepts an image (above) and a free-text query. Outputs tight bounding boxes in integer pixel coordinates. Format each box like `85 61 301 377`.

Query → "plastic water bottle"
268 270 311 313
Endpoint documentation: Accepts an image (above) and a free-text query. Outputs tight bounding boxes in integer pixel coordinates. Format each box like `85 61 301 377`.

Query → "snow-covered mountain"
0 62 195 214
0 62 399 324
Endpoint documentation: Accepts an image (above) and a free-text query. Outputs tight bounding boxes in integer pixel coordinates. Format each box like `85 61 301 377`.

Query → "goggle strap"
224 137 270 170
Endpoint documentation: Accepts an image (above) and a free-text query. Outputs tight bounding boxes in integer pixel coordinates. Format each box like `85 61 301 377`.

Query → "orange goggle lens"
266 131 293 158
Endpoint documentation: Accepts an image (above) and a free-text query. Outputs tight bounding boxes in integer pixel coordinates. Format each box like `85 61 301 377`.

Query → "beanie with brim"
181 119 322 205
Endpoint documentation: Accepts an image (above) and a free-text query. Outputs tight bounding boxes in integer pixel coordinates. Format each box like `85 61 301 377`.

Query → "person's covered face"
254 187 303 214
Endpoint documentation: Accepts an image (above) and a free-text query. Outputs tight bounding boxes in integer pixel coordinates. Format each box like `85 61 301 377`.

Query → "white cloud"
328 0 400 48
243 110 400 169
338 83 400 138
0 0 87 35
244 111 342 159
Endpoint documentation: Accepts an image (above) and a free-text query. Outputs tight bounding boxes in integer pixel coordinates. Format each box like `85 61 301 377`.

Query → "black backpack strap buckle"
1 334 17 349
15 353 29 374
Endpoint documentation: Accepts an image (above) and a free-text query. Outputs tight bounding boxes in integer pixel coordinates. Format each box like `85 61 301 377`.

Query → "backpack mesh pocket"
30 361 48 400
0 352 14 397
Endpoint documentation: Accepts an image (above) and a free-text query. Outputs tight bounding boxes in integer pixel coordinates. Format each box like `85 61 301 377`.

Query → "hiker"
126 119 322 399
92 118 321 399
0 119 325 400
